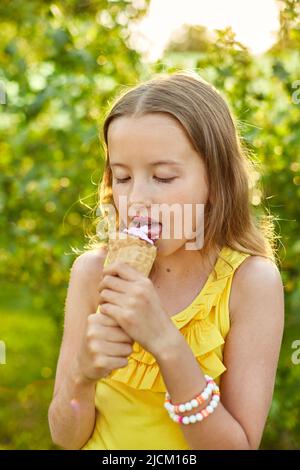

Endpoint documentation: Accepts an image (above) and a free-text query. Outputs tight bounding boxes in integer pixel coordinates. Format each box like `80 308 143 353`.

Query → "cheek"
167 183 208 240
112 188 119 209
112 184 127 209
190 174 209 203
111 187 127 229
186 185 208 237
170 175 209 205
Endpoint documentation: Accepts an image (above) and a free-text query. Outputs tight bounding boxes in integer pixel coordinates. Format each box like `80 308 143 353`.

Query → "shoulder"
233 254 283 293
234 254 283 291
230 254 284 325
67 246 108 313
70 246 108 287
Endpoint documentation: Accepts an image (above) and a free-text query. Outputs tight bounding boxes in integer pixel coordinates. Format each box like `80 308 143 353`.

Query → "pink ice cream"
123 219 162 245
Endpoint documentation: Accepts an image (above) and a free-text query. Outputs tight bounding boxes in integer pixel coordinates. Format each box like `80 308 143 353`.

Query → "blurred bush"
0 0 299 450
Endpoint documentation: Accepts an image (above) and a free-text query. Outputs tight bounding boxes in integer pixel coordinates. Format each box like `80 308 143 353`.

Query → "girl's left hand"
97 261 180 358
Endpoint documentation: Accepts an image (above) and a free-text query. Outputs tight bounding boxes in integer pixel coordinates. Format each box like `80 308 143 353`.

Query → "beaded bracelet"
164 375 216 414
164 376 221 425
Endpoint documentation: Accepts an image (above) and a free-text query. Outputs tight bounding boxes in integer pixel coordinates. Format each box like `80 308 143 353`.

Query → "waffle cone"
104 232 157 277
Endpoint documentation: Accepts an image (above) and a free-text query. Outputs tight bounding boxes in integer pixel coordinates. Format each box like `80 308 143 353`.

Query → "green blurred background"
0 0 299 450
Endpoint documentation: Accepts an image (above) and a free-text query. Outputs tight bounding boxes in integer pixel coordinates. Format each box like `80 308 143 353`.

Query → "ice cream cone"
104 231 157 277
96 224 159 314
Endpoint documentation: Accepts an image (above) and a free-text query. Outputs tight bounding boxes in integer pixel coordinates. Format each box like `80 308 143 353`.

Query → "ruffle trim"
103 246 250 392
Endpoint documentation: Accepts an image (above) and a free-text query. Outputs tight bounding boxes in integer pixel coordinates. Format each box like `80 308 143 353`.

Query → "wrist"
71 356 97 388
154 327 187 364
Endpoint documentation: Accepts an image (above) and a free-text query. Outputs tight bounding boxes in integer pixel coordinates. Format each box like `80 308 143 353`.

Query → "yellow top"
81 245 250 450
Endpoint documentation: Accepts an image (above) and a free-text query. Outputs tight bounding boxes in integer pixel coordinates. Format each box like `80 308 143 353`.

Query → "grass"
0 283 59 449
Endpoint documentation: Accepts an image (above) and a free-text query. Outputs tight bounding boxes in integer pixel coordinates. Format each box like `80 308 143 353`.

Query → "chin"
154 239 187 257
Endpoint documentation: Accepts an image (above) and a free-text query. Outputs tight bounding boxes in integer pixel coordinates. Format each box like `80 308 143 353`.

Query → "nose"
127 179 152 218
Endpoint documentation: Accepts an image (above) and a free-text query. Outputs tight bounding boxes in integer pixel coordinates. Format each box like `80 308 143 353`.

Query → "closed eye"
114 177 176 184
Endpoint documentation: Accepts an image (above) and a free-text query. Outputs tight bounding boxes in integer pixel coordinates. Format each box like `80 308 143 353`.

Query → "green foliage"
165 24 213 53
0 283 58 449
1 0 300 450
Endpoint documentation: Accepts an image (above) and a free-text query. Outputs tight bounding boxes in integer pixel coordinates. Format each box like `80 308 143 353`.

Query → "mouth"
130 217 162 242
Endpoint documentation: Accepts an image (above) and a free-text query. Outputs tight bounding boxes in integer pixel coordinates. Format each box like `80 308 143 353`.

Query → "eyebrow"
110 160 183 168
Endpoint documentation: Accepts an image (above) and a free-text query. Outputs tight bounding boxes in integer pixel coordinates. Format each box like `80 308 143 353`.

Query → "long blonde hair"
86 71 279 265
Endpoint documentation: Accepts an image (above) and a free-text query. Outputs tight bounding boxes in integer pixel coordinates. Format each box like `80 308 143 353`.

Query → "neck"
150 243 221 284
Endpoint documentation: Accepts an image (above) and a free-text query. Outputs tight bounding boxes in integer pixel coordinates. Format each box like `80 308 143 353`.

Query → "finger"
99 356 129 370
103 261 141 282
97 310 119 326
98 274 129 295
100 302 121 323
97 313 133 343
98 288 124 307
103 340 133 358
103 327 134 344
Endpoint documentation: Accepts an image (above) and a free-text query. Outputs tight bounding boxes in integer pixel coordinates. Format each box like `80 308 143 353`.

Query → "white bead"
165 378 220 426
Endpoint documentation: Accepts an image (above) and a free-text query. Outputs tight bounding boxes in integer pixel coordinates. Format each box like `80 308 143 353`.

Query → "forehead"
107 113 195 163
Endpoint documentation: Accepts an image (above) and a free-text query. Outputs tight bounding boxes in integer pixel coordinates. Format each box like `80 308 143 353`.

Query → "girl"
48 71 284 450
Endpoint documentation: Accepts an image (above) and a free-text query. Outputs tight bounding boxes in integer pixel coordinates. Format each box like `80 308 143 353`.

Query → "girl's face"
107 113 209 257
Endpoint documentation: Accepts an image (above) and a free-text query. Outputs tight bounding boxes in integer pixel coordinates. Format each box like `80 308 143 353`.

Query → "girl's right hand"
76 309 134 382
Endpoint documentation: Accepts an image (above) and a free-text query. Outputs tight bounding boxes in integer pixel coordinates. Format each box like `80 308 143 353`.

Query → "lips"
131 216 162 242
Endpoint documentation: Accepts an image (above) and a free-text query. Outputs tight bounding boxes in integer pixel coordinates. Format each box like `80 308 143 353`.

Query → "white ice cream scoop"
123 224 155 245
